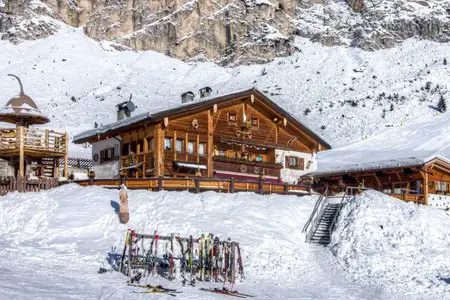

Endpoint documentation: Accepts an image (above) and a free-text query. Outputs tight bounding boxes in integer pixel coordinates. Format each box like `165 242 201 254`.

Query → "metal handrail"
302 187 329 242
302 187 328 233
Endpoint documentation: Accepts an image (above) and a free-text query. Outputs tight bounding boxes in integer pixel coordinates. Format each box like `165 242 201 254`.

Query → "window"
188 141 195 154
130 141 137 153
228 113 237 122
176 139 184 153
218 150 226 157
164 138 172 150
198 143 206 156
435 181 449 193
100 147 115 163
251 118 259 127
256 155 263 162
286 156 304 170
121 143 129 156
147 137 154 151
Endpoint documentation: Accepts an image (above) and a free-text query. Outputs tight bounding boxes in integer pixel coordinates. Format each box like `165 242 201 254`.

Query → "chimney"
116 97 136 121
199 87 212 98
181 91 195 103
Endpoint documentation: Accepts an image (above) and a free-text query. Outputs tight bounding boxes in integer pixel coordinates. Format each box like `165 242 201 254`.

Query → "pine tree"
437 95 447 113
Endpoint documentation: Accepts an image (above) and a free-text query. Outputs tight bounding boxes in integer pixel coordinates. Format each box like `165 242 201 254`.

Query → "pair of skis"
129 284 254 298
200 287 255 298
129 284 181 297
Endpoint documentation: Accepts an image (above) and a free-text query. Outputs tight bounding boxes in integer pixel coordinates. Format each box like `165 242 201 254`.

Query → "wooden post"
284 183 289 194
64 132 69 178
54 157 60 178
154 124 164 177
185 133 189 162
421 171 429 206
173 131 177 161
18 126 25 179
158 176 163 191
196 134 200 164
45 129 49 150
275 124 278 144
195 177 200 193
258 177 264 195
207 110 213 178
230 177 235 193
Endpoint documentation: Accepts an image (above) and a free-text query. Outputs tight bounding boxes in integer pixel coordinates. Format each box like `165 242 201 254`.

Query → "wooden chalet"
309 156 450 208
73 88 331 186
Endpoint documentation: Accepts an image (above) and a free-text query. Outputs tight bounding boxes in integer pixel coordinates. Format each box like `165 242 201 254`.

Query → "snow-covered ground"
0 184 448 299
0 27 449 157
331 190 450 299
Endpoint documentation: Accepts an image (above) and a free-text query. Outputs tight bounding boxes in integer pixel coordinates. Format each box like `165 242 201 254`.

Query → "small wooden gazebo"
0 74 68 182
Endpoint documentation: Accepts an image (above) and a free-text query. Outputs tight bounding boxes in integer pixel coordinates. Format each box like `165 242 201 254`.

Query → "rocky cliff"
1 0 450 65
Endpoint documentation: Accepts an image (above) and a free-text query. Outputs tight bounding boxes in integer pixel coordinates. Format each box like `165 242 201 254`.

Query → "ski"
199 287 254 298
118 229 130 273
236 243 244 280
129 284 181 297
132 290 178 297
128 284 180 292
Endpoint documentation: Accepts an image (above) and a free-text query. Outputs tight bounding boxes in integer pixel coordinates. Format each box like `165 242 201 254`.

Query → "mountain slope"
0 27 449 156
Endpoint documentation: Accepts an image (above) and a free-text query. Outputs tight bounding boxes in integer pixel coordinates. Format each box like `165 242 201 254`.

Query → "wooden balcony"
213 156 283 181
0 127 68 158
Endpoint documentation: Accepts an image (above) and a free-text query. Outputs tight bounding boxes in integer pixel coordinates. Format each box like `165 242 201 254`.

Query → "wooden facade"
74 88 331 184
311 157 450 207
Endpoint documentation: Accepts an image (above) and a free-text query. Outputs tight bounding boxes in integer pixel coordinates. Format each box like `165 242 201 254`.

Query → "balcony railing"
0 128 67 155
388 193 424 204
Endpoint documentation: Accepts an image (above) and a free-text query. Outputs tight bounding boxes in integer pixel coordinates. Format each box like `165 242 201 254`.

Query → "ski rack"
118 231 245 286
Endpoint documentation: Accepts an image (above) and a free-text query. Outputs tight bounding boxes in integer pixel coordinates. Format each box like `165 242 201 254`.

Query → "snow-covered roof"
73 112 151 142
0 74 49 125
311 114 450 176
73 87 331 148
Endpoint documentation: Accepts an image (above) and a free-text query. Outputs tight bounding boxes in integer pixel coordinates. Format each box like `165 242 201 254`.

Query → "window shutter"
298 158 304 170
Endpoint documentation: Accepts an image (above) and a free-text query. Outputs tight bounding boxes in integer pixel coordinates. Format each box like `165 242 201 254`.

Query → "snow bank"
331 190 450 298
0 184 390 299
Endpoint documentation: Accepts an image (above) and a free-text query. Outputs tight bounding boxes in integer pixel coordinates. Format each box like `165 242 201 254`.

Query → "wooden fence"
0 176 59 195
389 193 424 204
75 177 311 196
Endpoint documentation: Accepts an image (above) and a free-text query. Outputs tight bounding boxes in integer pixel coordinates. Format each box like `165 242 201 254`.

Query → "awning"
175 162 207 170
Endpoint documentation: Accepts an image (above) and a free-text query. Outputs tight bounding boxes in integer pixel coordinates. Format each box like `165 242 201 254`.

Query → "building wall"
92 136 121 179
275 150 316 184
428 194 450 209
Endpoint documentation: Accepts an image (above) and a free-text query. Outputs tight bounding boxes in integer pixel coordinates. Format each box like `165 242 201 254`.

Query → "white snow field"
0 184 448 299
1 26 450 152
